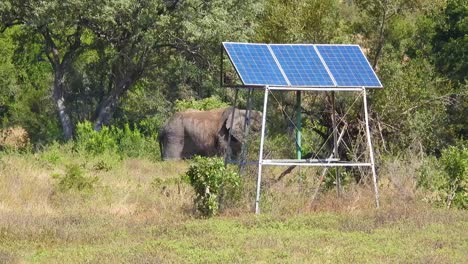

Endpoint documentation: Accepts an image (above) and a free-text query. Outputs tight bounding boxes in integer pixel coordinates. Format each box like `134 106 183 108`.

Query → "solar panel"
316 45 382 88
223 42 382 88
270 45 334 87
223 43 288 86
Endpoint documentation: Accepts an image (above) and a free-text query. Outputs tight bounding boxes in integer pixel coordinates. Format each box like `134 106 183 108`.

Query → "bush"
440 143 467 208
184 156 241 217
74 121 160 160
52 164 98 192
0 126 30 151
75 122 117 155
418 141 467 209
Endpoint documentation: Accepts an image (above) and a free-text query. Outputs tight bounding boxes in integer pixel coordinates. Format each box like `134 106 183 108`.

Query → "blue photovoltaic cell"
223 43 288 86
223 42 383 88
316 45 382 88
270 45 334 86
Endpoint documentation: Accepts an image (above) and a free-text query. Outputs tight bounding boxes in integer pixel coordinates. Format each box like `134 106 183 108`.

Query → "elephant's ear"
225 108 247 142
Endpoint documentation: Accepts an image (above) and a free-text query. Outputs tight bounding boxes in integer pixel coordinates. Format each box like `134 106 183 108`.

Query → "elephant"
158 107 262 160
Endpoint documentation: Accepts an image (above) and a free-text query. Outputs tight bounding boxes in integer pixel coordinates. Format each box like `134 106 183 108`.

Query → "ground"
0 152 467 263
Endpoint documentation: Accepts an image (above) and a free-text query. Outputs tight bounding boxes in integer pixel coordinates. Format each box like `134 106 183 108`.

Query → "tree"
0 0 95 140
256 0 345 43
432 0 468 83
0 0 262 140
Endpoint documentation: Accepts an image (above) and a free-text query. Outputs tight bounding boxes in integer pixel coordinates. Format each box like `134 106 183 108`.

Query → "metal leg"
255 86 269 214
362 88 380 208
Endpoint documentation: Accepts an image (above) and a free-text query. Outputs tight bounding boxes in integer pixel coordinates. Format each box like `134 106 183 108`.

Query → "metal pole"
362 88 380 208
296 91 302 159
331 92 341 196
255 86 269 214
224 89 239 165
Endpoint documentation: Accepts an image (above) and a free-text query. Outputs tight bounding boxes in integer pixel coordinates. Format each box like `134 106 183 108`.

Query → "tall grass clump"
184 156 241 217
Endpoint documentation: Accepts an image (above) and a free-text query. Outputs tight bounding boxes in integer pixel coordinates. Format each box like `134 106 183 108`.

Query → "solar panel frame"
315 44 383 88
222 42 289 86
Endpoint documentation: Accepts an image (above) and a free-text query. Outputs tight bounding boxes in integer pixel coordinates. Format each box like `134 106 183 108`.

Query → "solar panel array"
223 42 382 88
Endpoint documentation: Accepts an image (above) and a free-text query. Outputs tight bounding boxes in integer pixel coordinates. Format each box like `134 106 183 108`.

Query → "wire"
267 89 363 163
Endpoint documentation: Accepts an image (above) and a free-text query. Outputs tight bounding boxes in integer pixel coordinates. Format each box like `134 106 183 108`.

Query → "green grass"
0 149 467 263
2 211 466 263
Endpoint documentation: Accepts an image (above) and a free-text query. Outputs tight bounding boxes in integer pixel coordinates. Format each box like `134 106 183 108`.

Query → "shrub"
184 156 241 217
52 164 98 192
440 143 467 209
39 141 73 166
74 121 160 160
117 123 159 159
75 121 117 155
0 126 30 150
418 141 467 209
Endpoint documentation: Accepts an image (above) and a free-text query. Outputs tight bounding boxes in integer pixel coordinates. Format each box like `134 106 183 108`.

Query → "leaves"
185 156 241 217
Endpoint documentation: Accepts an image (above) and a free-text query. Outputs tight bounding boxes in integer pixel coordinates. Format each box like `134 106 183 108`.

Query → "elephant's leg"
182 134 201 158
162 133 184 160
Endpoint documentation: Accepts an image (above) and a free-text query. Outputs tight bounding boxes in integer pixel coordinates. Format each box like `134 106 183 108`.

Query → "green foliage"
52 164 98 193
174 96 229 112
0 30 18 118
432 0 468 83
440 143 468 208
39 141 72 166
74 121 160 160
75 122 118 155
184 156 241 217
256 0 346 43
418 141 468 209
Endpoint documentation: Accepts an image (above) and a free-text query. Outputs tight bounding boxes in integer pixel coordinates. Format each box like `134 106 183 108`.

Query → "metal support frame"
253 86 380 214
255 86 270 214
221 49 381 213
362 87 380 208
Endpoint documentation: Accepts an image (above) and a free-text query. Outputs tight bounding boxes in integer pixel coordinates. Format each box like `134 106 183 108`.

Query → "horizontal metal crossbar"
264 158 340 163
226 159 372 167
262 160 372 167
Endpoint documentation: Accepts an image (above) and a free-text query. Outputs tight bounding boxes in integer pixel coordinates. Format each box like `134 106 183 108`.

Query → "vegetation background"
0 0 466 262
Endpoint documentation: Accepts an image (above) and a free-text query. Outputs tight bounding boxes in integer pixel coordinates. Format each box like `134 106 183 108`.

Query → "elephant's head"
222 107 262 144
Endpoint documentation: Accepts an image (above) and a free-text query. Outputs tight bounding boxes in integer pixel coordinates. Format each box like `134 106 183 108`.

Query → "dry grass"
0 150 467 263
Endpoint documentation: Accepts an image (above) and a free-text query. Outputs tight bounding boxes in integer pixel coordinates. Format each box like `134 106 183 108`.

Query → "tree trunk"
53 70 73 141
55 96 73 141
93 77 135 131
93 93 120 131
372 1 388 69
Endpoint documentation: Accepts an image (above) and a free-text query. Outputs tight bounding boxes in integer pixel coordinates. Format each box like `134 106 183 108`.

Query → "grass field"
0 150 467 263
